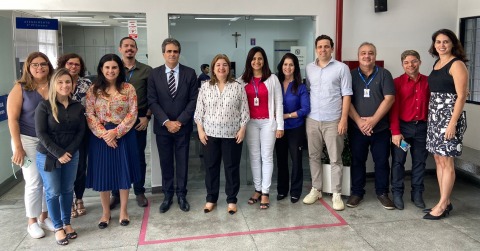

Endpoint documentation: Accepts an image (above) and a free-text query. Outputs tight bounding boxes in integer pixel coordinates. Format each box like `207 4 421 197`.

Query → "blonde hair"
49 68 73 123
209 54 235 85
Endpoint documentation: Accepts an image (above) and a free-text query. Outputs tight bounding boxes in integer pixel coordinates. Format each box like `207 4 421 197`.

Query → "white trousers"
246 119 276 194
11 135 47 218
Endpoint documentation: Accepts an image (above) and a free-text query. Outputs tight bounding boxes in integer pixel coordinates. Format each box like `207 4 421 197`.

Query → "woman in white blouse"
238 46 284 210
194 54 249 215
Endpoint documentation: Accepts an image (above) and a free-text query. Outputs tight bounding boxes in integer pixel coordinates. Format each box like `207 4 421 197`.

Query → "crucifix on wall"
232 32 241 48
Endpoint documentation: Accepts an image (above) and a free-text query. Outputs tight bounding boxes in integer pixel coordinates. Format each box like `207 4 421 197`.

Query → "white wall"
170 19 314 78
0 11 17 185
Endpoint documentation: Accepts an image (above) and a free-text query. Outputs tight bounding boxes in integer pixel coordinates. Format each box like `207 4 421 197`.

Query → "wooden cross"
232 32 241 48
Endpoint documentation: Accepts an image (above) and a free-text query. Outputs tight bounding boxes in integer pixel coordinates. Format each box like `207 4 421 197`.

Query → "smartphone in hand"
399 139 410 152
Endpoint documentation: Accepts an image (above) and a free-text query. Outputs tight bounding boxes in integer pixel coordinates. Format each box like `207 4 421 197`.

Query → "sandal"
71 202 78 218
54 228 69 246
75 199 86 216
260 194 270 209
64 224 77 239
248 190 262 205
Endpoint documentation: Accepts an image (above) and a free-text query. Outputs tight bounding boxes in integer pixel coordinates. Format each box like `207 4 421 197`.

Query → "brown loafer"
136 194 148 208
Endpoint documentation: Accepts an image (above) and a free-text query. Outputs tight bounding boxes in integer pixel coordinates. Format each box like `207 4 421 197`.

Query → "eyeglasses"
66 62 81 68
30 62 49 69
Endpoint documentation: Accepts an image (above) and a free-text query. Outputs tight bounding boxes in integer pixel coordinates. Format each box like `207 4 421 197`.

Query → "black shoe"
290 196 300 203
423 210 448 220
178 197 190 212
423 203 453 213
109 196 120 210
159 197 173 213
377 194 395 210
119 219 130 226
346 195 363 208
98 216 111 229
136 194 148 207
277 194 287 201
393 195 404 210
411 193 426 209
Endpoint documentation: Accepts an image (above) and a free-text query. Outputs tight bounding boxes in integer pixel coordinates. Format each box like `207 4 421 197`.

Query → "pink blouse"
85 82 137 138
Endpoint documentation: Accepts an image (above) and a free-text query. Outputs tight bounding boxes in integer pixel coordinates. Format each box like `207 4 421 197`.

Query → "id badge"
254 97 259 106
364 89 370 98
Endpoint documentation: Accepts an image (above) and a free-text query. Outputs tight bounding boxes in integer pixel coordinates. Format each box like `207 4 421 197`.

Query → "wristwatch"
288 113 292 118
146 115 152 120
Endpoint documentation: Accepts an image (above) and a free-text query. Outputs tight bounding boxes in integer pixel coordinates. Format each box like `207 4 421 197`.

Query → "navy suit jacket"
147 64 198 135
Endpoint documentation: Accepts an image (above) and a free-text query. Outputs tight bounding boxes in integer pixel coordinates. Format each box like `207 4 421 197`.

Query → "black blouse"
35 98 86 165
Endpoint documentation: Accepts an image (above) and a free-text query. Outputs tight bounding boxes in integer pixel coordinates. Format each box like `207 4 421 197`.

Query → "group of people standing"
7 28 468 245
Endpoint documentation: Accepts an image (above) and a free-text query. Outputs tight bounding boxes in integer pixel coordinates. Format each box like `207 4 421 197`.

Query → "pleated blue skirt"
86 124 141 191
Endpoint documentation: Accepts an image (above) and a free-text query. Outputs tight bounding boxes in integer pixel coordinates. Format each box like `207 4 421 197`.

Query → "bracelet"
288 113 292 118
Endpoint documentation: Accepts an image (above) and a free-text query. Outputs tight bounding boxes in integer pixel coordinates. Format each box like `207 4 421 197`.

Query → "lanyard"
125 69 134 82
251 77 261 97
358 66 378 89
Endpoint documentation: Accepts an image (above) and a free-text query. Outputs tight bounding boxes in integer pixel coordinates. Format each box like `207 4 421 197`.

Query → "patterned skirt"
86 123 141 191
426 92 467 157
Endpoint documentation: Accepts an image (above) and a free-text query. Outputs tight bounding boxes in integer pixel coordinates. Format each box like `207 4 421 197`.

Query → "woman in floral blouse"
194 54 249 215
57 53 92 218
85 54 140 229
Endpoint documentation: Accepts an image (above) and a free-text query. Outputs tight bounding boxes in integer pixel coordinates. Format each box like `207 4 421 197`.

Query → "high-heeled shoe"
63 224 77 239
423 210 449 220
98 216 111 229
119 219 130 226
422 203 453 213
260 194 270 209
54 228 69 245
248 190 262 204
203 203 216 213
227 203 237 215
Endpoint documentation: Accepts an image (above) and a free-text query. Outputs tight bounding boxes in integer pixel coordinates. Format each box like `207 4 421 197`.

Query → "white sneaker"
27 222 45 239
332 193 345 211
38 217 55 232
303 187 321 204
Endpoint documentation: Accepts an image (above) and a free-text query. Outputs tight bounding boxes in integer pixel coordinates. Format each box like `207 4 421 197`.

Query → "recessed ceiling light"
78 24 111 27
52 16 94 19
68 21 103 23
253 18 293 21
195 17 235 20
112 17 146 20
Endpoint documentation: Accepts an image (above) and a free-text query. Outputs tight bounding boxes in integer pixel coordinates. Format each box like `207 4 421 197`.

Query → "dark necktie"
168 70 176 98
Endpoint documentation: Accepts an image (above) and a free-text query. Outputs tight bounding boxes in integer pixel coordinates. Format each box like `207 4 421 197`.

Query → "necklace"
36 81 48 91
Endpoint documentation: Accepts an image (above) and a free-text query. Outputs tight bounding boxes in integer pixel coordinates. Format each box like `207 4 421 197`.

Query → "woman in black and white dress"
424 29 468 220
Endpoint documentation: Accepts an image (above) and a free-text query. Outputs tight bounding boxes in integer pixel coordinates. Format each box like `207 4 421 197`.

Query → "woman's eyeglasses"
30 62 49 68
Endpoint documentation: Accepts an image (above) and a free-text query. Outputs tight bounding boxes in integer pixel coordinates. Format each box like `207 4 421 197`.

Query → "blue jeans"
391 121 427 196
348 127 391 197
36 151 79 229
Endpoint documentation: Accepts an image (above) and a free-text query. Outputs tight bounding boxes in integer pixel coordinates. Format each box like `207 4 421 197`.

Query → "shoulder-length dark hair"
93 53 126 97
210 54 235 85
428 29 468 62
276 53 302 94
57 53 86 77
16 52 54 91
241 46 271 83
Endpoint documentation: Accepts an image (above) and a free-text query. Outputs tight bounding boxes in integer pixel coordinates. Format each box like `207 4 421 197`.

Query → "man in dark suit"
147 38 198 213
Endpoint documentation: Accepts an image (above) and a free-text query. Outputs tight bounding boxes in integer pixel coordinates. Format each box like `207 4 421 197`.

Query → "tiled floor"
1 135 480 250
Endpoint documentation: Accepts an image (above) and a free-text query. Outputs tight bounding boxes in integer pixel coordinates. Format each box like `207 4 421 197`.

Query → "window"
460 17 480 103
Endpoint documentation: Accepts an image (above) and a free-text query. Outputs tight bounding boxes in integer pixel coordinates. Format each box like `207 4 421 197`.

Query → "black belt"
401 120 426 124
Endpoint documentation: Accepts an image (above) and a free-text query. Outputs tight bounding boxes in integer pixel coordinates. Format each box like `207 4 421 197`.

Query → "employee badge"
254 97 259 106
364 88 370 98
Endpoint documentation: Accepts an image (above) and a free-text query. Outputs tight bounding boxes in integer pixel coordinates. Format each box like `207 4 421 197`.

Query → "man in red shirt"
389 50 430 210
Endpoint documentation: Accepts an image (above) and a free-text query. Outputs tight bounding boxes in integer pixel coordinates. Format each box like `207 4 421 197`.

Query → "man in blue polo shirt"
347 42 395 210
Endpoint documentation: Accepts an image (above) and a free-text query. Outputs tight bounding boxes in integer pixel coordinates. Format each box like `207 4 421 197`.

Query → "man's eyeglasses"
66 62 81 68
30 62 49 69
